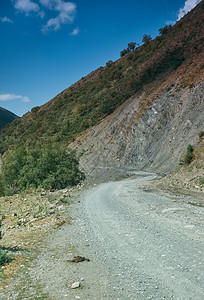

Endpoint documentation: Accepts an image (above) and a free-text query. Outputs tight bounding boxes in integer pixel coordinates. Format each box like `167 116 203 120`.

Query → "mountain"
0 107 19 129
0 2 203 180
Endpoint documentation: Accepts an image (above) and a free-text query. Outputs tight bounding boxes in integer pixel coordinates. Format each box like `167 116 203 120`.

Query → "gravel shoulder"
25 173 204 300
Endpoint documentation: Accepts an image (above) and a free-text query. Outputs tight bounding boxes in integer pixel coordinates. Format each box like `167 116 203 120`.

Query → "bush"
106 60 113 67
187 144 193 153
31 106 40 113
198 131 204 139
0 175 5 196
199 177 204 185
180 144 194 165
183 144 194 165
120 49 130 57
0 249 12 266
158 25 172 35
128 42 136 51
142 34 152 44
0 143 85 195
184 151 194 164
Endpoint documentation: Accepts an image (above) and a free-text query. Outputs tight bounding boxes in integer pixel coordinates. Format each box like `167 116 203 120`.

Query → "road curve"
31 173 204 299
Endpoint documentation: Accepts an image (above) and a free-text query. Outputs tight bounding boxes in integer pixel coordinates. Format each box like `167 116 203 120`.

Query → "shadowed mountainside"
0 108 18 129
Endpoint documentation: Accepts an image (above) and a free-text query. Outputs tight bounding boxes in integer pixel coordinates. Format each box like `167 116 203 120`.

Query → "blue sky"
0 0 201 116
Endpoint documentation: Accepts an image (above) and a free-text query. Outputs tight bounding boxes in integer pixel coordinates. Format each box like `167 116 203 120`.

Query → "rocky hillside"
70 79 203 180
0 2 203 180
0 108 18 129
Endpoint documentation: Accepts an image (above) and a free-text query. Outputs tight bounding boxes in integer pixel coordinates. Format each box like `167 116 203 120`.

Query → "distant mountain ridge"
0 107 19 129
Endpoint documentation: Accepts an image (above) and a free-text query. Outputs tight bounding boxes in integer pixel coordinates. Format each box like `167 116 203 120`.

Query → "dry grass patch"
0 188 73 291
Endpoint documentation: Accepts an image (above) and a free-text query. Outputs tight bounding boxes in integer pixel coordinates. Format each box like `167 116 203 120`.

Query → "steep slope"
70 79 203 180
0 2 203 178
0 107 18 129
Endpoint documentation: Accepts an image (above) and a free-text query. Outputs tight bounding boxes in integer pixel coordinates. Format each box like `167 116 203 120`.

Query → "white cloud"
21 96 31 103
42 17 60 32
13 0 44 17
0 17 13 23
70 27 79 36
41 1 77 34
0 93 31 103
39 0 55 9
177 0 201 20
165 20 175 26
13 0 77 33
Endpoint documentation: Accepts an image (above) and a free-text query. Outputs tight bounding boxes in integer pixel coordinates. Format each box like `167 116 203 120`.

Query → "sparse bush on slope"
0 249 12 266
0 218 12 266
184 145 194 164
179 144 194 165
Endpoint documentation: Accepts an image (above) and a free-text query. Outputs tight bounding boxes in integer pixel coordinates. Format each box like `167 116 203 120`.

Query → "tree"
106 60 113 67
31 106 40 113
120 48 130 57
128 42 136 51
159 25 172 35
142 34 152 44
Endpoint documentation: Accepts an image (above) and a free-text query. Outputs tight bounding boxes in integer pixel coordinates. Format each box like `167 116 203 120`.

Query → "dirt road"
29 173 204 299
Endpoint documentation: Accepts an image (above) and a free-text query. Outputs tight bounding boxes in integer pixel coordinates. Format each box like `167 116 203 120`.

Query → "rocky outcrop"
70 79 204 181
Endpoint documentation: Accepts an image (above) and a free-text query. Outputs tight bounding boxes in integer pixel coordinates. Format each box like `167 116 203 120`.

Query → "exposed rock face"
71 79 204 180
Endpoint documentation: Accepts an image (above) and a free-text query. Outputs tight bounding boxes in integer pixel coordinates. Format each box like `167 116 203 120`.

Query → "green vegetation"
120 42 137 57
120 48 130 57
159 25 172 35
198 131 204 140
106 60 113 67
199 177 204 185
0 143 85 196
0 218 12 266
128 42 137 51
0 249 12 266
180 144 194 165
142 34 152 44
31 106 40 113
0 176 5 196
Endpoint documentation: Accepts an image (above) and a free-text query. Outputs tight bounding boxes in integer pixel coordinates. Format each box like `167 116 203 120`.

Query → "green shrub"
198 131 204 139
184 151 194 164
0 249 12 266
0 175 5 196
183 144 194 164
187 144 193 153
159 25 172 35
0 143 85 195
31 106 40 113
199 177 204 185
180 144 194 165
106 60 113 67
120 48 130 57
142 34 152 44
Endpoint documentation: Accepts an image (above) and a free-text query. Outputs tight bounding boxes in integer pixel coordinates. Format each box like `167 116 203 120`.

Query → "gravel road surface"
30 173 204 299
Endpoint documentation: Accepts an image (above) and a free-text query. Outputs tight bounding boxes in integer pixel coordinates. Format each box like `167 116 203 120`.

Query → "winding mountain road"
31 173 204 299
